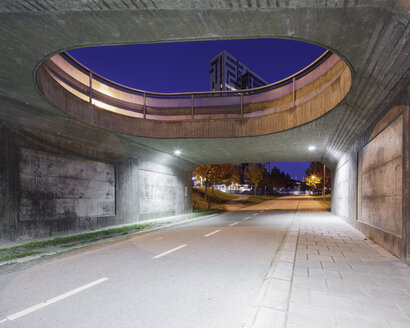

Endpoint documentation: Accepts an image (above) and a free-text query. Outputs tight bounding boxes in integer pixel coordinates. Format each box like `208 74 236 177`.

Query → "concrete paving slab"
285 209 410 328
252 307 286 328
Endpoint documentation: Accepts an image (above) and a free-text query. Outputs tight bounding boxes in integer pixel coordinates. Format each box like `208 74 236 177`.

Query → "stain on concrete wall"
358 116 403 237
139 170 177 220
332 156 352 221
0 127 193 243
18 148 115 220
332 106 408 260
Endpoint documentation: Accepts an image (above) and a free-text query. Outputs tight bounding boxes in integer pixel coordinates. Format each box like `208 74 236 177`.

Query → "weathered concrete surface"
0 1 408 164
358 116 403 238
0 2 409 253
332 83 410 262
19 148 116 220
0 126 192 243
39 53 351 138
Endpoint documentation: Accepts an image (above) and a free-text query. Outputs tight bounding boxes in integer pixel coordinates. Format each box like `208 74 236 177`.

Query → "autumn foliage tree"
304 162 331 193
305 162 331 184
193 164 241 208
244 163 266 195
304 175 322 190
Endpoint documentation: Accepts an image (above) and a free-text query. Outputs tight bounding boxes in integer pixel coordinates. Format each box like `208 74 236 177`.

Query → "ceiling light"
174 149 181 155
308 146 316 151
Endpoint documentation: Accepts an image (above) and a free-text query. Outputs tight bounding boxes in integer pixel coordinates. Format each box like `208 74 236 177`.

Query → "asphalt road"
0 196 317 328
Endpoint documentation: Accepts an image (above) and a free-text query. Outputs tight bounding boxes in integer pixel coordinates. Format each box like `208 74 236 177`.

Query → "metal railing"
45 49 333 120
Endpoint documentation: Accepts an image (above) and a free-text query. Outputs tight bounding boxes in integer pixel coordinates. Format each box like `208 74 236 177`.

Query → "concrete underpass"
0 1 410 327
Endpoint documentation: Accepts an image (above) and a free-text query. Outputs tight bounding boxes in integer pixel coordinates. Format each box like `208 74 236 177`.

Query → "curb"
247 217 300 328
0 212 221 269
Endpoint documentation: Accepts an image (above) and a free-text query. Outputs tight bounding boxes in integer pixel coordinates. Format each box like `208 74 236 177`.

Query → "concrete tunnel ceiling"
0 1 409 170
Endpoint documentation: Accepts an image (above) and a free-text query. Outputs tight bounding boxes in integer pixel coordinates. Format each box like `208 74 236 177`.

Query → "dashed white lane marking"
3 278 108 322
242 216 251 221
204 230 220 237
0 319 7 324
253 213 258 216
229 222 239 226
152 244 187 259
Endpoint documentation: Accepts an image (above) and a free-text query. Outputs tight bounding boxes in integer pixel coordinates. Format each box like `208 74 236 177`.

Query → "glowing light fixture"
174 149 182 155
308 145 316 151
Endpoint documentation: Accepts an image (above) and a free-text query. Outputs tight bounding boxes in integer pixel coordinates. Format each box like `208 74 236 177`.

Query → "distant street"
0 196 327 328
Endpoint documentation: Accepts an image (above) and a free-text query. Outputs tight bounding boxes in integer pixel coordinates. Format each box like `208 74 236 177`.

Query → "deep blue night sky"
68 38 324 180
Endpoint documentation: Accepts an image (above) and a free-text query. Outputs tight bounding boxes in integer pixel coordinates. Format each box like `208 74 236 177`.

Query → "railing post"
240 93 243 118
292 77 296 108
143 92 146 119
89 72 93 103
191 95 194 120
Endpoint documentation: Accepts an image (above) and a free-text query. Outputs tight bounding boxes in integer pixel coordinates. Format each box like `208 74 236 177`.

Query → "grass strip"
0 251 42 262
0 211 217 262
0 223 153 259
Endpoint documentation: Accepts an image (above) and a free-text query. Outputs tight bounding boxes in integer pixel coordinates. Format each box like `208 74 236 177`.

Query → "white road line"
229 222 239 226
0 319 7 324
242 216 251 221
5 278 108 322
204 230 220 237
253 213 258 216
152 244 187 259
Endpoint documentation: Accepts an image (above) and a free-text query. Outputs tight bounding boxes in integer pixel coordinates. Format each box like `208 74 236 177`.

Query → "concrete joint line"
282 216 301 328
248 217 299 328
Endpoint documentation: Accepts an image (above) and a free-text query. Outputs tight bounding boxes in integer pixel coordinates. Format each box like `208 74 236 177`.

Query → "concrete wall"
332 85 410 263
0 125 192 244
357 117 403 239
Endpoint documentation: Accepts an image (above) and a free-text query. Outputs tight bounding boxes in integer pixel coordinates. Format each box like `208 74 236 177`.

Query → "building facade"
209 50 268 91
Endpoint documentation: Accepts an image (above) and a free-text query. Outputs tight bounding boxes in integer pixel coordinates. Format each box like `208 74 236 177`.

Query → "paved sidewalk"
250 200 410 328
291 211 410 328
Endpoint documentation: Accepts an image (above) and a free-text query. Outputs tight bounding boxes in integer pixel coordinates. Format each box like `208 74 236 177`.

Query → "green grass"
0 210 218 263
194 187 239 202
192 187 238 210
0 251 41 262
0 223 154 262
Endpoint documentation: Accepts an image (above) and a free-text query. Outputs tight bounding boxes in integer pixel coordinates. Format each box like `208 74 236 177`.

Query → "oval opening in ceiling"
66 39 326 93
37 38 351 138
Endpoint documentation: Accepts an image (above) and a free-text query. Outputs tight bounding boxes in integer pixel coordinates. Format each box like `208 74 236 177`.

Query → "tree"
214 164 241 185
265 166 292 190
193 165 213 208
305 162 331 194
244 163 266 195
305 162 331 184
193 164 241 208
304 175 322 191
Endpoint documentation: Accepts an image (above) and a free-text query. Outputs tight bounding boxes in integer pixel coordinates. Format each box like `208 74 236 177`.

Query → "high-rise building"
209 50 268 91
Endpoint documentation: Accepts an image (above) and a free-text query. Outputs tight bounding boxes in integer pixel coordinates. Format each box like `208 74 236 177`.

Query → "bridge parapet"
38 50 351 138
